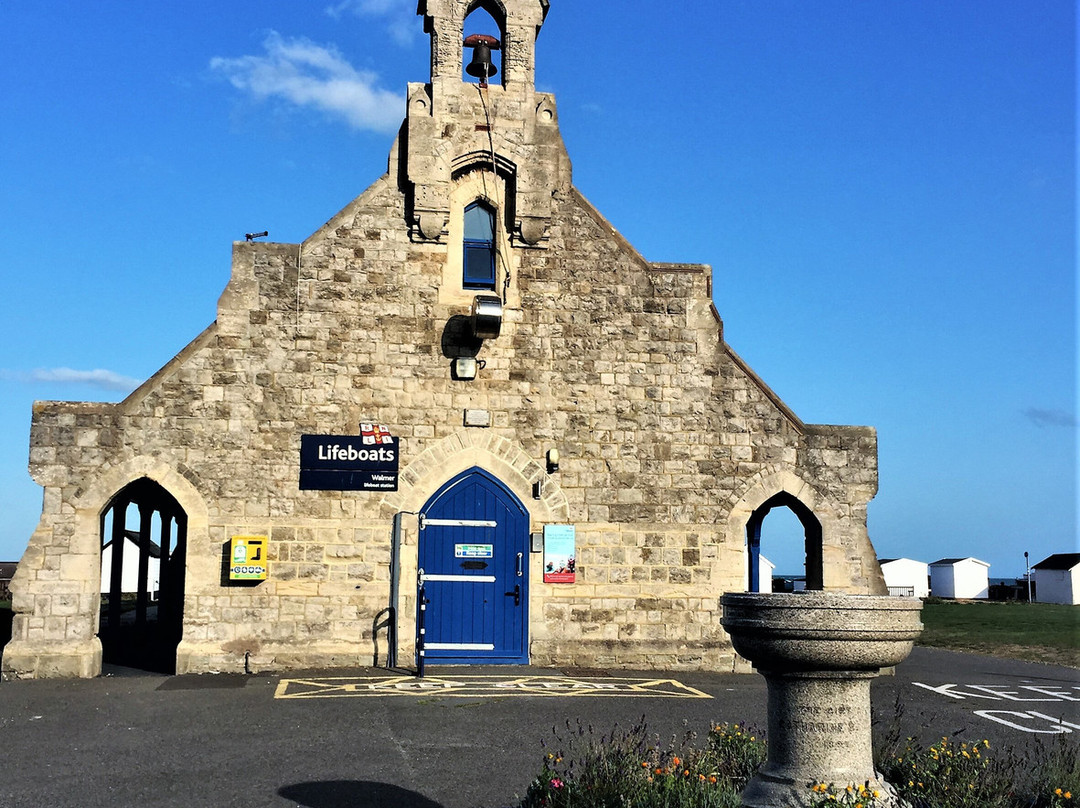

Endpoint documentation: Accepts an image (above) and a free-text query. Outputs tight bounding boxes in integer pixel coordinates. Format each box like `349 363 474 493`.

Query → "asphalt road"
0 647 1076 808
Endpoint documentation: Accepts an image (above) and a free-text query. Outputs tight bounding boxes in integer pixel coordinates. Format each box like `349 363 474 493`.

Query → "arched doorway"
99 478 187 673
746 492 823 592
418 467 529 664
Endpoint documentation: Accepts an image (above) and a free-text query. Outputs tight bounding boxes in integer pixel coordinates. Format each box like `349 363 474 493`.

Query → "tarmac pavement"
0 647 1076 808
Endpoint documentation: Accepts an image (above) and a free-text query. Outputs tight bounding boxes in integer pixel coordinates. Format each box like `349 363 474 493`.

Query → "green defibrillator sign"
230 535 268 581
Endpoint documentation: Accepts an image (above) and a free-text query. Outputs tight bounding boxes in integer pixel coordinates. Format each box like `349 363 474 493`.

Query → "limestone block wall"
3 165 884 680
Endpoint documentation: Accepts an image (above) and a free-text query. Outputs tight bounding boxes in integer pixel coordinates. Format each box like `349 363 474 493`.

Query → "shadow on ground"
279 781 444 808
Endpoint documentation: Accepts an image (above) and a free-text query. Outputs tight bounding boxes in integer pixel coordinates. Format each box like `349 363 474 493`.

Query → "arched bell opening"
462 3 505 86
745 492 823 592
99 478 187 673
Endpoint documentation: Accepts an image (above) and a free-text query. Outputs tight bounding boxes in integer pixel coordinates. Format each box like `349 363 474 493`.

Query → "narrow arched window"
463 201 496 289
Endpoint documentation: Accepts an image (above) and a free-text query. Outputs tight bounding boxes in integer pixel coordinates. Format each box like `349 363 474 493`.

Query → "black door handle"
505 584 521 606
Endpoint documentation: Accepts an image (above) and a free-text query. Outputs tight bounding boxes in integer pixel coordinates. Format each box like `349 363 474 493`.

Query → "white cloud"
325 0 416 46
29 368 142 392
210 32 405 133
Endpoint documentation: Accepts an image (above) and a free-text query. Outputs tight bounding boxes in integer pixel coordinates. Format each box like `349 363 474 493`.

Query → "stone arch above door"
725 466 833 528
73 455 210 547
725 467 830 591
723 465 884 594
386 430 569 525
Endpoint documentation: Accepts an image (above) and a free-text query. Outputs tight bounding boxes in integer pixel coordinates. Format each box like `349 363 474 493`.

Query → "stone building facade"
2 0 885 681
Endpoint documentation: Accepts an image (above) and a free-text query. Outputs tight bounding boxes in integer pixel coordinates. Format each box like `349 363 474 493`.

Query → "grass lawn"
918 599 1080 667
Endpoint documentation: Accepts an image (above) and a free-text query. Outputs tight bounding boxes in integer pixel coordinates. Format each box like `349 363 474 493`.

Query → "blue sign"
299 434 399 491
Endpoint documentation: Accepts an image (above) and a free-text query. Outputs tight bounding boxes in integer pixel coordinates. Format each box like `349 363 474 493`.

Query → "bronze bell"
464 34 500 85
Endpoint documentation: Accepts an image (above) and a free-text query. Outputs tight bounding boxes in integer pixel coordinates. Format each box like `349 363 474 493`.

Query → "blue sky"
0 1 1075 577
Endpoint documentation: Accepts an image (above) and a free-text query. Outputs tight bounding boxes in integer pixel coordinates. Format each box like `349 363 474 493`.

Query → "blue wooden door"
418 468 529 664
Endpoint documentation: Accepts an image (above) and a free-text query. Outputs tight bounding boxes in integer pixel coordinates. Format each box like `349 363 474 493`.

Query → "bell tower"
405 0 570 247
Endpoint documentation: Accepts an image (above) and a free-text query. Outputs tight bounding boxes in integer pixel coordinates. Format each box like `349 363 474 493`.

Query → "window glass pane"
464 203 494 241
464 243 495 287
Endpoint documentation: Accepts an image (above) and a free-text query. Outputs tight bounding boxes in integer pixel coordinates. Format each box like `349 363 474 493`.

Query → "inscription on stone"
463 409 491 427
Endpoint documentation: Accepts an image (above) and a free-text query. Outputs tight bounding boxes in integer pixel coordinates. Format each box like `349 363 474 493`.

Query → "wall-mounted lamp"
471 294 503 339
546 448 560 474
452 356 482 380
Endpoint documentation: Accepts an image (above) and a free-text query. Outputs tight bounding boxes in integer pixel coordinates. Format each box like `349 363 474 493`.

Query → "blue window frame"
463 201 496 289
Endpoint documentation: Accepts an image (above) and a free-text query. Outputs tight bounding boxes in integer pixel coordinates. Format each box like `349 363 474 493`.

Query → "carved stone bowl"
721 591 924 672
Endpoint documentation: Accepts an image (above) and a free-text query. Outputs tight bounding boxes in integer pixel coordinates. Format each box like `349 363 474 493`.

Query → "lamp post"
1024 551 1032 603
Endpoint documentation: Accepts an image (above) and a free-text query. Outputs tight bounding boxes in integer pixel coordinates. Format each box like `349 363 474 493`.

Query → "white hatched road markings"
275 674 713 700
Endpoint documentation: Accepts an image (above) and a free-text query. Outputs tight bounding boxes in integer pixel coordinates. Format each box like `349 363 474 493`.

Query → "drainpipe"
388 513 405 669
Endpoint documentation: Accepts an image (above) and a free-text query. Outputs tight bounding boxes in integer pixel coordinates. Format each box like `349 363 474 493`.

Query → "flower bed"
519 718 1078 808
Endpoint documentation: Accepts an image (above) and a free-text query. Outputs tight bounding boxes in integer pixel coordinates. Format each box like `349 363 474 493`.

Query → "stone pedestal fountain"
721 591 923 808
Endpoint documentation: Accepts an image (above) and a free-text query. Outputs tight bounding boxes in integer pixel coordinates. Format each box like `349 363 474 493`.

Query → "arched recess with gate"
418 467 530 664
723 468 834 595
99 478 187 673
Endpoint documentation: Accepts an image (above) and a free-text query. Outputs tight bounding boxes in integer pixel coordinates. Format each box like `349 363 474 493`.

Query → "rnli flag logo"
360 423 395 446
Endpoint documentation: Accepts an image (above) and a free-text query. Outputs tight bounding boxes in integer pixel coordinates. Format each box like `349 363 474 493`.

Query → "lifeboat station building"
3 0 886 680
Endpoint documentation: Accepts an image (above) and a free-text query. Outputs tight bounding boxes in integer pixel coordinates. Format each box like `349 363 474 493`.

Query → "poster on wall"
543 524 576 583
